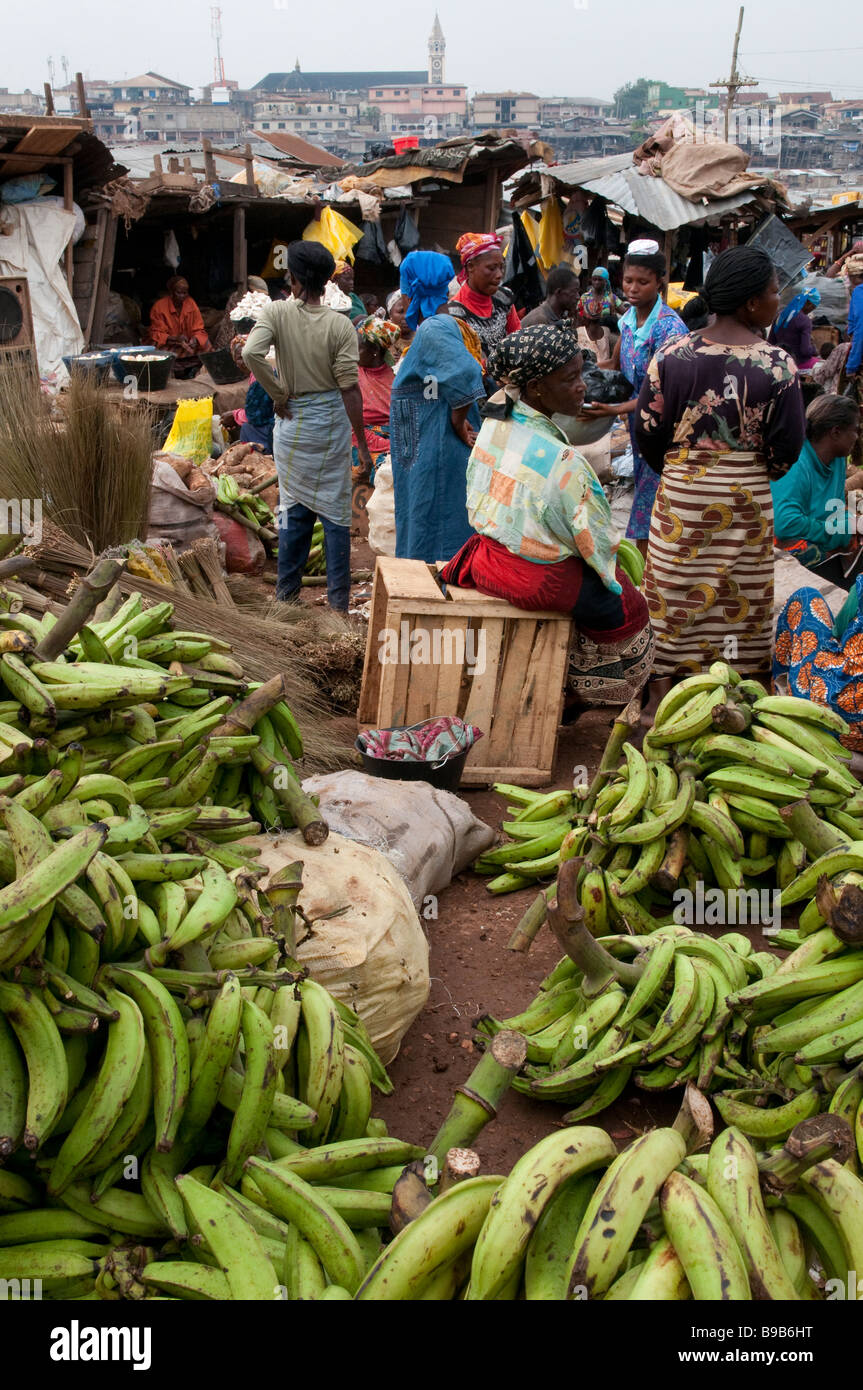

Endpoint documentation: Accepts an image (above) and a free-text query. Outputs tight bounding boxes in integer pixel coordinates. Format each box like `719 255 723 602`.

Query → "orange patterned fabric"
642 449 773 676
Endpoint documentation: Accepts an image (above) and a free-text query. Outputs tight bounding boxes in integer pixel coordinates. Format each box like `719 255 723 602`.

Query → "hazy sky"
3 0 862 102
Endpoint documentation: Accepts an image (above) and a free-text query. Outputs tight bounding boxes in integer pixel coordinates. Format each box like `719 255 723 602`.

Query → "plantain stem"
439 1147 481 1193
759 1113 855 1194
579 696 641 817
426 1031 526 1165
265 861 304 955
33 555 127 661
506 885 555 953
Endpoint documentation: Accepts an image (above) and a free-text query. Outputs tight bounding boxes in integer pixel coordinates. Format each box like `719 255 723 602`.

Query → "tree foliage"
613 78 657 119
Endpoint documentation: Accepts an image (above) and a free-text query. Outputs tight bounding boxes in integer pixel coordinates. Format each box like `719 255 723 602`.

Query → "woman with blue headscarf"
397 251 456 332
769 286 821 368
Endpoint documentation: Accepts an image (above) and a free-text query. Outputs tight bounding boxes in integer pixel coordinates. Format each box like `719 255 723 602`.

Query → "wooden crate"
358 557 572 787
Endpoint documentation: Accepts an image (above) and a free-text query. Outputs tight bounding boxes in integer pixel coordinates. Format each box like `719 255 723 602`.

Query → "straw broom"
0 361 154 552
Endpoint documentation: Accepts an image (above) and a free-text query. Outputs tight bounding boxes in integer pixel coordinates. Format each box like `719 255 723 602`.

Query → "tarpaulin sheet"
0 201 82 384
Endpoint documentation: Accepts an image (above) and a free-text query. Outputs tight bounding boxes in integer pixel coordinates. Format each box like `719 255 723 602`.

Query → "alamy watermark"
673 883 782 932
0 498 42 544
377 621 486 677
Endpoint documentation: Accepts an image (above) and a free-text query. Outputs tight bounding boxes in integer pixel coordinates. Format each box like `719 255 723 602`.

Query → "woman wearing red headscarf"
448 232 521 363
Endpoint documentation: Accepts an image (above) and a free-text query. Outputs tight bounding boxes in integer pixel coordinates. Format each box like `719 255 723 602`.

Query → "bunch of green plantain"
349 1089 863 1300
0 820 408 1299
0 586 323 840
478 661 863 918
477 848 863 1146
303 521 327 579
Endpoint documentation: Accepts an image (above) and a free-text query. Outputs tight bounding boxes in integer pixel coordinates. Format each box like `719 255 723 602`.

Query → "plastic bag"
244 829 430 1063
582 367 631 404
366 457 396 556
302 206 363 266
162 397 214 465
354 219 389 264
394 208 420 255
301 770 496 913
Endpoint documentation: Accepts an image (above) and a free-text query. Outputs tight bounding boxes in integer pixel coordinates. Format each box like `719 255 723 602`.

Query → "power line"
742 46 863 55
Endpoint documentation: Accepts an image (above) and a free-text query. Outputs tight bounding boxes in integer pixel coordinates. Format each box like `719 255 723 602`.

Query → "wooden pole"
232 205 247 290
43 83 55 116
63 161 74 293
202 137 217 184
244 142 255 189
75 72 89 120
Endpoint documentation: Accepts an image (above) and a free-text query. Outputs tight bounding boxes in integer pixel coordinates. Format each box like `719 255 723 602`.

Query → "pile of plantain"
369 1093 863 1300
0 578 431 1299
475 661 863 903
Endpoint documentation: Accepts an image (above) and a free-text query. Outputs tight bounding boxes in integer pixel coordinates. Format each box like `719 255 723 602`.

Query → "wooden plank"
433 616 469 720
357 560 390 724
82 209 108 345
63 162 74 294
43 84 55 116
482 620 539 763
460 765 552 788
403 621 440 726
376 638 412 730
533 619 570 772
462 618 505 763
377 556 443 603
244 143 255 189
202 138 217 184
89 212 117 347
232 205 247 290
75 73 89 120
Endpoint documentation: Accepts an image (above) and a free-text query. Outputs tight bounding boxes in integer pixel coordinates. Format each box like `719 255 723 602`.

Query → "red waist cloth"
440 535 647 643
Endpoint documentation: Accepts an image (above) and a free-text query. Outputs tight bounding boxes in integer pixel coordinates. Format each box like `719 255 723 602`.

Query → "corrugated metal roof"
513 153 769 231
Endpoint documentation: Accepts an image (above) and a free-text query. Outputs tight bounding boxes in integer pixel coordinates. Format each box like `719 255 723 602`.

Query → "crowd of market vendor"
140 219 863 745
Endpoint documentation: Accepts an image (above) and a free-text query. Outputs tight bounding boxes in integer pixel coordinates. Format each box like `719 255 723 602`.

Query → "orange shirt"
149 295 211 353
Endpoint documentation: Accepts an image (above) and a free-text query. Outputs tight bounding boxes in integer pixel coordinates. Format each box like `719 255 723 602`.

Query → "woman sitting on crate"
440 325 653 705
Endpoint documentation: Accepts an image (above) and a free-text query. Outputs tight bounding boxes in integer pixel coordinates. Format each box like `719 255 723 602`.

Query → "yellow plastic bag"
303 207 363 265
162 396 213 466
537 198 565 274
667 282 696 311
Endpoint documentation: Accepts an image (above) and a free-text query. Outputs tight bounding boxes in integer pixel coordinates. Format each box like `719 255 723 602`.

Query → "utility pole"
710 6 758 142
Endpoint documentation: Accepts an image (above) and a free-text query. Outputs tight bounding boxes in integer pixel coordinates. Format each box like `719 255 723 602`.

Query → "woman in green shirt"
771 394 862 590
243 242 372 614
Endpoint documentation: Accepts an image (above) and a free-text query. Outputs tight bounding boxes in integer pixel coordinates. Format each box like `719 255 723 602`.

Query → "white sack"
366 457 396 556
247 829 430 1063
301 769 496 911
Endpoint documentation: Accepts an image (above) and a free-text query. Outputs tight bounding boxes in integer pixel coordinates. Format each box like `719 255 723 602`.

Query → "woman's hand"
274 401 293 420
579 401 619 418
353 442 373 482
450 407 477 448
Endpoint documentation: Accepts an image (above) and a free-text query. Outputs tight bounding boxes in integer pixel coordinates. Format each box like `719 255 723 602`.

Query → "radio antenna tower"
211 7 226 85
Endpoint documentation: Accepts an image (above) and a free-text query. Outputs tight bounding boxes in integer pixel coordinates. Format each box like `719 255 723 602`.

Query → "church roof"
255 70 427 93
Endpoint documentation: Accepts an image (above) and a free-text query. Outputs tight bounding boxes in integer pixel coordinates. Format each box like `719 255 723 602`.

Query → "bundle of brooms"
0 359 153 554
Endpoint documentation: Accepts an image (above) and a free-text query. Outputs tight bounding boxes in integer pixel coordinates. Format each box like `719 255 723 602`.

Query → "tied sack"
148 455 217 551
246 829 429 1064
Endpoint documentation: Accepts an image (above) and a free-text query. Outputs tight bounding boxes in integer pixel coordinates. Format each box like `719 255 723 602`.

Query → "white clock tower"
428 13 446 84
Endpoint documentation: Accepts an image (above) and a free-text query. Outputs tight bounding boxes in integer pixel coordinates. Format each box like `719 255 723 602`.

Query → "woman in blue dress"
389 299 486 563
582 238 687 550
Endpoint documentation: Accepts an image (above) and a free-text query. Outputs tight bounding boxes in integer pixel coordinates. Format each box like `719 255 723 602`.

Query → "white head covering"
386 290 403 314
627 238 661 256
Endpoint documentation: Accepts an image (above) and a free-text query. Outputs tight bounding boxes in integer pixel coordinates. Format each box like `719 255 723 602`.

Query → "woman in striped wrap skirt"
634 247 806 677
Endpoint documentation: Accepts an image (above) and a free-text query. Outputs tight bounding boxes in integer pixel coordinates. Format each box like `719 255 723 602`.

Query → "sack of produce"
148 455 217 551
246 829 430 1063
365 457 396 557
301 770 495 911
213 509 266 575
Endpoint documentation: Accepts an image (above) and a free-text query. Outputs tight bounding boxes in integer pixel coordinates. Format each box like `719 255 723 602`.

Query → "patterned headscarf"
456 232 503 283
488 324 581 388
845 253 863 278
358 316 401 349
333 260 350 277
